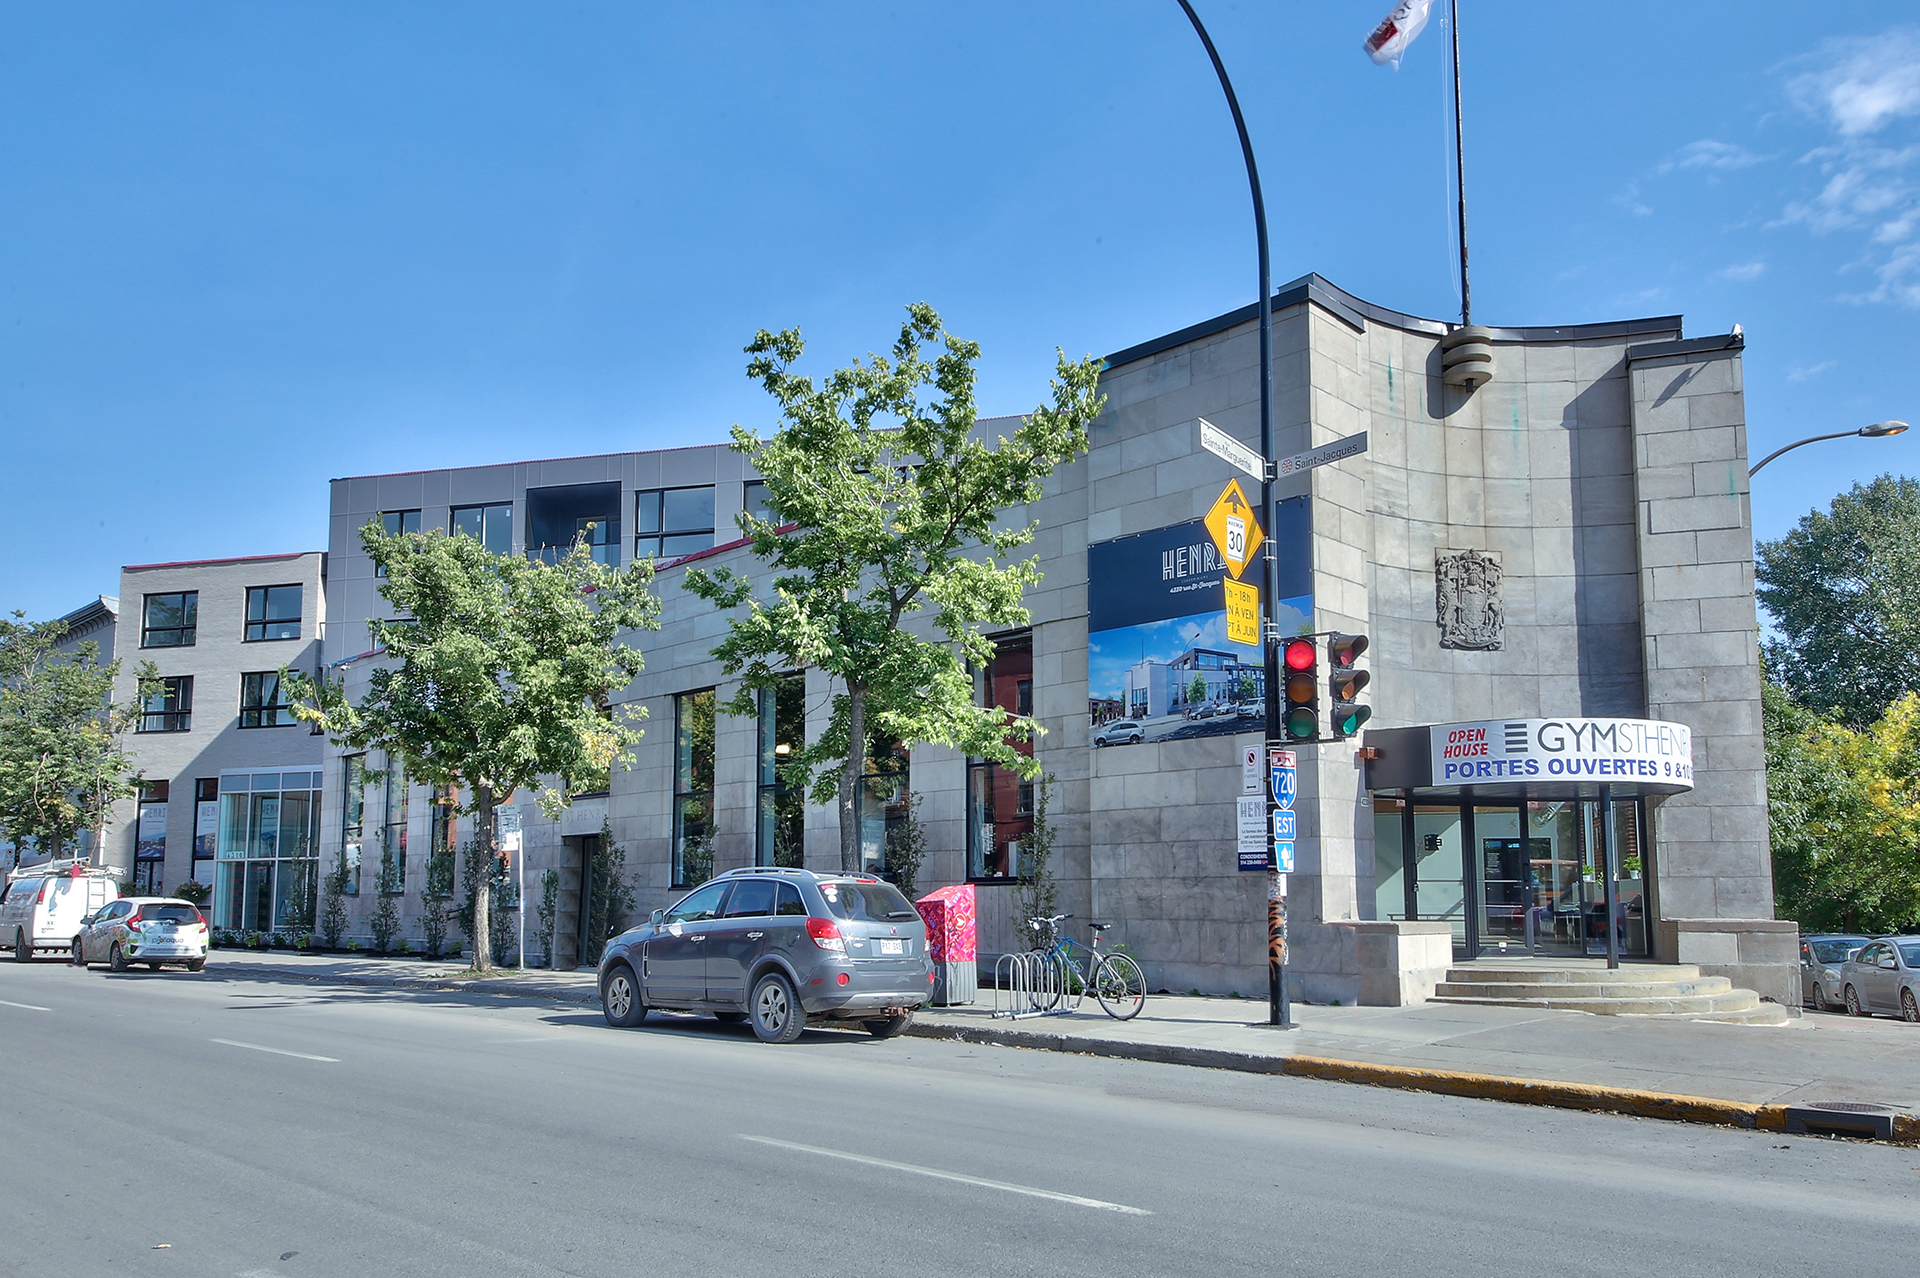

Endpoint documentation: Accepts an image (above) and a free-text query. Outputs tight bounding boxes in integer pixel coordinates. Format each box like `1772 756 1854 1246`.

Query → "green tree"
286 522 660 971
1756 475 1920 727
0 613 156 865
685 304 1103 870
1186 673 1209 708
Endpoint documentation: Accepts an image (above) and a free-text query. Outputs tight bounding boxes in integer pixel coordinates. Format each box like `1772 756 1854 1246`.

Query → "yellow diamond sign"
1223 577 1260 646
1204 479 1263 580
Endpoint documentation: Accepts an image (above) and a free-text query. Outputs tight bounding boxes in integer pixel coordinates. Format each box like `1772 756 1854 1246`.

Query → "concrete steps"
1429 963 1790 1025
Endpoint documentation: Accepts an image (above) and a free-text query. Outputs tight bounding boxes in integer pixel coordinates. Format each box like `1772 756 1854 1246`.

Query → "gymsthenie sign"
1430 718 1694 791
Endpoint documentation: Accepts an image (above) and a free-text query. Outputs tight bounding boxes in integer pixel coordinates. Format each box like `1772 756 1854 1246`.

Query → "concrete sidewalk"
202 949 1920 1136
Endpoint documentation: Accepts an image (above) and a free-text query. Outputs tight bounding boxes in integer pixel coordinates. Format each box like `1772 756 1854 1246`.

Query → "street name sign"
1203 479 1264 580
1198 417 1265 482
1275 431 1369 480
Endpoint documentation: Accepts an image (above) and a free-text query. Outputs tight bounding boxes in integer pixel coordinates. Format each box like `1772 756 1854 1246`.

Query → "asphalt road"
3 959 1916 1278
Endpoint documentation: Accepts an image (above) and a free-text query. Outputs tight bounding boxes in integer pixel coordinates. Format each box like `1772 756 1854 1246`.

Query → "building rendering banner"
1088 498 1310 747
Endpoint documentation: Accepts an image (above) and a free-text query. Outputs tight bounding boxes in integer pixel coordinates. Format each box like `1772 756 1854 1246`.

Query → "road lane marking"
738 1135 1152 1215
211 1038 339 1063
0 999 51 1011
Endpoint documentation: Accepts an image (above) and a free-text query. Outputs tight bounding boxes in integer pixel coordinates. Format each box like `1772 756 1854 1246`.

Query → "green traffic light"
1284 707 1318 739
1333 704 1373 737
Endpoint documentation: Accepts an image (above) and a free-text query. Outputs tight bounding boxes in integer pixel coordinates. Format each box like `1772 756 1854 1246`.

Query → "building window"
140 676 193 733
239 672 298 728
636 486 715 561
192 778 219 886
527 482 620 567
757 673 806 868
858 738 910 879
452 502 513 555
743 480 777 527
141 592 197 648
968 631 1035 880
339 756 365 896
244 584 303 642
135 780 169 894
427 785 458 898
673 689 716 887
380 760 408 895
213 769 323 934
375 510 422 576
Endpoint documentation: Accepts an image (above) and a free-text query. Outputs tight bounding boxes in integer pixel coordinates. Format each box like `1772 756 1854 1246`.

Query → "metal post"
517 843 526 971
1175 0 1290 1030
1599 784 1620 970
1450 0 1470 325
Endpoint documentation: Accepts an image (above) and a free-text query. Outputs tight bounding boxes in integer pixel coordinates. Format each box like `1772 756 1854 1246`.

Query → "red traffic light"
1284 638 1317 671
1328 632 1368 667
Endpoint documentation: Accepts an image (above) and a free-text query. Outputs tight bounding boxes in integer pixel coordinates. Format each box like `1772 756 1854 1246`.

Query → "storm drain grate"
1807 1101 1891 1113
1783 1104 1898 1140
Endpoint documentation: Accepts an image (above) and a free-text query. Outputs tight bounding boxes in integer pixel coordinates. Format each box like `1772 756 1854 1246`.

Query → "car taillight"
124 910 143 929
805 917 845 953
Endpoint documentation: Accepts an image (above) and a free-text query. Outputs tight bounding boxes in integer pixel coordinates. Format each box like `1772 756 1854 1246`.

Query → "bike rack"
991 950 1083 1019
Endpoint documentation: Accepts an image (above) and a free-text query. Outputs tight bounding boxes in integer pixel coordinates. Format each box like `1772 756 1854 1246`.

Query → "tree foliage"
685 304 1103 870
285 522 659 971
0 613 155 865
1757 475 1920 728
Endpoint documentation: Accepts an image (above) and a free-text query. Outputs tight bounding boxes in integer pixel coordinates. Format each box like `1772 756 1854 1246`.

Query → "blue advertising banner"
1089 498 1311 749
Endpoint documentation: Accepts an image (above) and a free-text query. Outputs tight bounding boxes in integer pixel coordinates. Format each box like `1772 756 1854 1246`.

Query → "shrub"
370 894 401 953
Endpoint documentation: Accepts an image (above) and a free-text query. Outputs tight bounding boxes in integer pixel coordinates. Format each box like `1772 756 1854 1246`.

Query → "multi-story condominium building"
315 274 1790 1008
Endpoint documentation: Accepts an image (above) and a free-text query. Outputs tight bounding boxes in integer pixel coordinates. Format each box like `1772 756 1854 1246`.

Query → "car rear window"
1900 943 1920 967
817 881 918 922
1812 939 1862 963
145 904 204 923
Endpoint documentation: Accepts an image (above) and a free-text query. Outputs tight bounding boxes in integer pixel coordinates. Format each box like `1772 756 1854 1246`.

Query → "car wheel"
186 957 206 973
71 937 86 968
1809 983 1826 1010
750 972 805 1044
1903 989 1920 1024
1844 984 1866 1017
1129 733 1142 745
13 930 29 963
147 961 162 971
601 963 646 1028
713 1011 748 1024
862 1013 913 1039
109 942 128 973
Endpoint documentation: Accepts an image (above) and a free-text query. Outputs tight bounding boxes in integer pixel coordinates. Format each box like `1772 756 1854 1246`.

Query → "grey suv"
598 867 934 1043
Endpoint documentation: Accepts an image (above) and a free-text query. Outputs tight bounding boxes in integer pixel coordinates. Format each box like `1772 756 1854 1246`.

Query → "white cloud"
1789 28 1920 136
1716 261 1766 282
1658 139 1767 173
1612 182 1653 216
1786 360 1837 383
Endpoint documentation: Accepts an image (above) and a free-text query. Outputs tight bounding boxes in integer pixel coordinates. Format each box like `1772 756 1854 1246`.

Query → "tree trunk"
473 783 494 973
838 682 867 873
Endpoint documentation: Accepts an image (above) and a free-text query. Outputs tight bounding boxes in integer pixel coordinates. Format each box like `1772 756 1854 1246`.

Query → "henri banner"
1088 496 1310 749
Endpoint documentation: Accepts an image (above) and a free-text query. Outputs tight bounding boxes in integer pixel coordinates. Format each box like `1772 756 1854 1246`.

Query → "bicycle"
1024 914 1147 1020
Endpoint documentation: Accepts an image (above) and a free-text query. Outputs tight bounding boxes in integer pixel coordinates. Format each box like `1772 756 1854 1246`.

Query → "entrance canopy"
1363 717 1695 801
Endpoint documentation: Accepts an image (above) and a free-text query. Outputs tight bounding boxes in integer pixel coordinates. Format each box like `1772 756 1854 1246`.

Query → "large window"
213 770 323 934
968 631 1035 879
339 755 365 896
742 480 777 527
757 674 806 867
140 676 193 733
244 585 303 642
673 689 716 887
135 780 169 894
427 785 458 898
192 778 219 886
376 510 422 577
528 482 620 566
636 486 715 561
452 503 513 555
379 760 408 894
859 738 910 879
141 592 197 648
239 671 298 728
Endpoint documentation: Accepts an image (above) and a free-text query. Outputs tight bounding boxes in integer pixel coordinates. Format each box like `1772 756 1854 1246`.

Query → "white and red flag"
1362 0 1435 68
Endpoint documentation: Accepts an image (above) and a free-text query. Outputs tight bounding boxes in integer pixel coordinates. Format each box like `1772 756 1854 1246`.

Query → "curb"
904 1020 1920 1143
210 961 601 1007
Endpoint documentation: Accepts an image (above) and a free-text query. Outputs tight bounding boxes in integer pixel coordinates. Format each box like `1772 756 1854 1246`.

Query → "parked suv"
598 867 933 1043
0 862 118 961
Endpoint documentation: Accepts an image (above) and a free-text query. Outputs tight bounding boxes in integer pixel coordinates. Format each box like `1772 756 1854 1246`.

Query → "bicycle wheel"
1093 953 1147 1020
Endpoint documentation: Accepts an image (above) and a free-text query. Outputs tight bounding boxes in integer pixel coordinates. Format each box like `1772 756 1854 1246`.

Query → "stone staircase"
1429 962 1790 1025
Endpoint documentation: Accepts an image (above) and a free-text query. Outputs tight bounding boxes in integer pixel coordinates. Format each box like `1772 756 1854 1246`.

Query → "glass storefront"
1374 790 1651 959
214 770 323 934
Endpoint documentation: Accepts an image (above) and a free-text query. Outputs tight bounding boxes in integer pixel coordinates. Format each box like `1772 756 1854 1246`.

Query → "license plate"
876 939 905 956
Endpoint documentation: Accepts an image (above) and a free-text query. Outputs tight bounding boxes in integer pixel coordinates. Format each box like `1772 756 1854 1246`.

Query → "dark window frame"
672 688 716 888
635 486 716 562
967 630 1035 882
451 502 514 556
238 671 298 728
243 584 304 643
756 673 806 868
375 510 423 577
139 675 193 733
140 591 198 648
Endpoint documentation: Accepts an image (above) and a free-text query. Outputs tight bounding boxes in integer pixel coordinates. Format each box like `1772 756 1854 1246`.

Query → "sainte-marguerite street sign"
1198 417 1265 481
1198 418 1370 485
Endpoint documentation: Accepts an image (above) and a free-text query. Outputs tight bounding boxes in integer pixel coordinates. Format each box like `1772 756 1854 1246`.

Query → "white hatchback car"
73 898 209 972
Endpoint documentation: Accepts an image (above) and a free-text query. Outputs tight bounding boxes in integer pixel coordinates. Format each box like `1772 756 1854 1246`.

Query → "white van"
0 863 120 961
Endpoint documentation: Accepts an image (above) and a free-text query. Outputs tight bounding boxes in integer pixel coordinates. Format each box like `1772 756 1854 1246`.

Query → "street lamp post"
1172 1 1290 1029
1749 421 1908 477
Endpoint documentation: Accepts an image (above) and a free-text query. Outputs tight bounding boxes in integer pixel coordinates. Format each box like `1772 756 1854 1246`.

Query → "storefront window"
214 770 323 934
1372 798 1406 922
858 738 910 878
757 674 805 867
674 689 716 887
968 631 1034 879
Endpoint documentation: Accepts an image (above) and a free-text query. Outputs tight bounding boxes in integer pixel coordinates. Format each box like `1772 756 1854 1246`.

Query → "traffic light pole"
1175 0 1290 1029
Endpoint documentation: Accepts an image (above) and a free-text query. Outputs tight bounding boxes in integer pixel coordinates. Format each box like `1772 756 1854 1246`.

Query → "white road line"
211 1038 339 1063
0 999 51 1012
738 1135 1152 1215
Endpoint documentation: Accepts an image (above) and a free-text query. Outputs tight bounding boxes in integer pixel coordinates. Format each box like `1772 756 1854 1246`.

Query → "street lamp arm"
1750 423 1908 477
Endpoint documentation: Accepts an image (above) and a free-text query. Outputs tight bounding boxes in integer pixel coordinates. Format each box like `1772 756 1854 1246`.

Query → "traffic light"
1282 637 1319 740
1327 632 1372 738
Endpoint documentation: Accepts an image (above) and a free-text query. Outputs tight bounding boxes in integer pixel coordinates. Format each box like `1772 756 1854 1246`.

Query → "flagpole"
1450 0 1470 324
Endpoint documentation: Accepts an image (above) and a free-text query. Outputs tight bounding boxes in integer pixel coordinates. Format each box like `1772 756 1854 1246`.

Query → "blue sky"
3 3 1917 621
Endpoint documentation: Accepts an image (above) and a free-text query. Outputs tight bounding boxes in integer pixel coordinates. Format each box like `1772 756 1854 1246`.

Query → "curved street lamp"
1749 421 1908 477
